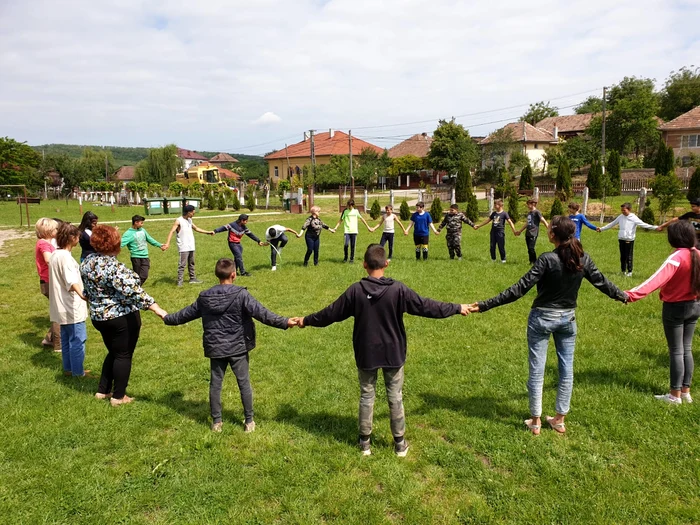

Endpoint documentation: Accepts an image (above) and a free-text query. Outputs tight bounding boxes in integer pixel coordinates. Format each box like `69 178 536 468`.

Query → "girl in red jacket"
626 221 700 405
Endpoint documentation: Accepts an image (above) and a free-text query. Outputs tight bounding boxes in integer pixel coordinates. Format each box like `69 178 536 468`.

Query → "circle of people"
34 195 700 455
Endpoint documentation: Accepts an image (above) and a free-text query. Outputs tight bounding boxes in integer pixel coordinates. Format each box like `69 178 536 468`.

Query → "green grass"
1 201 699 524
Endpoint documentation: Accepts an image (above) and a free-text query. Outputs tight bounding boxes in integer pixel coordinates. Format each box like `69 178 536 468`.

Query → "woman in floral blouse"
81 225 167 406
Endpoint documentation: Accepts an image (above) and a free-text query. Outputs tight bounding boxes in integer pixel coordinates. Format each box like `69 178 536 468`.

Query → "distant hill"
31 144 263 167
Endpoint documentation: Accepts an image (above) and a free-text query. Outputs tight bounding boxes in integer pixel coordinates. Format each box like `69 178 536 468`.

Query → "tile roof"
536 113 595 133
177 148 208 160
113 166 135 181
218 168 240 181
659 106 700 130
479 122 557 145
210 152 239 163
387 133 433 159
264 131 383 160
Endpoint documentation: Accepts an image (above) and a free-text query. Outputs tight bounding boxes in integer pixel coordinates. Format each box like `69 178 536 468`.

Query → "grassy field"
1 200 699 524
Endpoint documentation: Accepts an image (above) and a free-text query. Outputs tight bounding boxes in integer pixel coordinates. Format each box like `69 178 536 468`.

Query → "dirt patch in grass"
0 229 32 257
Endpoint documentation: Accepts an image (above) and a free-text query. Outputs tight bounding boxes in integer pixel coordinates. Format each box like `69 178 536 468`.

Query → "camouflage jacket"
438 213 474 235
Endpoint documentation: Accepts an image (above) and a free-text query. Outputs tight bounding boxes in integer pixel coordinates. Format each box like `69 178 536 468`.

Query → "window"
534 143 539 149
274 166 279 178
681 134 699 148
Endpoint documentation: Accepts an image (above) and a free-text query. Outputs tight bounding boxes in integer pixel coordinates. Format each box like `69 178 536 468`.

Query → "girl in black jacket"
469 216 628 435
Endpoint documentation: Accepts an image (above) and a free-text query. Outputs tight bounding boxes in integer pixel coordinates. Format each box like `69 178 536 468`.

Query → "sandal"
545 416 566 434
524 418 541 435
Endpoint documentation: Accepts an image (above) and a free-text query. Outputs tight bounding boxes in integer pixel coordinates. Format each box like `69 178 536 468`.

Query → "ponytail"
550 216 584 272
691 248 700 296
667 221 700 295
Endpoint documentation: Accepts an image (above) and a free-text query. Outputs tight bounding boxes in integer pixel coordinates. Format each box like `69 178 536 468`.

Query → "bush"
369 199 381 220
556 158 572 200
586 157 604 199
430 197 443 223
507 189 520 223
606 150 622 196
206 192 216 210
455 161 471 202
466 193 479 223
232 192 240 211
641 199 655 224
399 199 410 220
550 197 564 219
245 186 256 212
687 168 700 202
519 164 534 191
217 192 226 211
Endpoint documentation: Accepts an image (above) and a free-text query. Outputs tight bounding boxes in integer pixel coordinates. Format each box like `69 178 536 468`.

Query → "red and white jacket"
626 248 698 303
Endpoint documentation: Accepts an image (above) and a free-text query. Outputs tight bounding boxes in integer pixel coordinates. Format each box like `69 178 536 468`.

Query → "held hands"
297 233 303 238
152 305 168 319
260 241 269 247
330 228 336 233
466 303 480 313
596 227 601 232
161 244 169 251
208 231 215 236
514 231 521 237
288 317 305 328
656 226 664 231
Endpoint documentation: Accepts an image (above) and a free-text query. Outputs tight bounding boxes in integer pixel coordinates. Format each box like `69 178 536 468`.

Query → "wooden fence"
537 176 691 196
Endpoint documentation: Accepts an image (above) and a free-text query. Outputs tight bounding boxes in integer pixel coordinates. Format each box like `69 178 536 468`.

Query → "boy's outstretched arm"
242 291 290 329
474 217 490 230
164 219 180 247
403 284 463 319
164 300 202 325
303 290 354 327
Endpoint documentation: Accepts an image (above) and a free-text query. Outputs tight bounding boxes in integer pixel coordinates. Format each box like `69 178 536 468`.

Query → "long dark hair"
78 211 98 232
667 221 700 295
550 216 584 272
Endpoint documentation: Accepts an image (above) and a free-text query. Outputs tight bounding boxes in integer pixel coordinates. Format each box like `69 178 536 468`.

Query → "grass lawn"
1 200 699 524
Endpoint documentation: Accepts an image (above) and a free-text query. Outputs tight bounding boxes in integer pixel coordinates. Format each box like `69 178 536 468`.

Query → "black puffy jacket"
164 284 288 358
478 250 628 313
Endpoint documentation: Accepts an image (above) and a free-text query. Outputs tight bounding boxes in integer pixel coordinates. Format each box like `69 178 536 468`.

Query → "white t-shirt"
265 225 286 241
176 216 195 252
48 250 88 325
383 214 395 233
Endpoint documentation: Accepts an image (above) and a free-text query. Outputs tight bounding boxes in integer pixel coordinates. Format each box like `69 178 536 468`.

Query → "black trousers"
131 257 150 284
525 235 538 264
270 234 288 266
210 354 253 424
490 230 506 261
619 240 634 272
92 311 142 399
380 232 395 259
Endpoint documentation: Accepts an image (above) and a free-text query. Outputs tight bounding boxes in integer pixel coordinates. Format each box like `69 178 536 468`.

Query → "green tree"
217 192 227 211
549 197 564 219
481 127 518 169
388 154 424 177
455 161 471 202
245 185 256 211
519 164 534 191
651 141 681 219
494 166 511 199
369 199 382 220
169 181 184 195
429 197 443 222
354 148 390 189
519 101 559 125
73 148 116 183
507 188 520 223
561 136 595 173
575 96 603 114
466 192 479 223
641 199 655 224
606 150 622 196
659 66 700 121
586 157 604 199
556 157 573 200
399 199 411 221
507 151 530 175
587 77 660 157
687 168 700 202
232 191 241 211
206 191 216 210
427 119 479 175
135 144 182 185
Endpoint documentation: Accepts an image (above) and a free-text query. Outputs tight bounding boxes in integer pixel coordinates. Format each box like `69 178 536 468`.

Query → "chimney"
522 121 527 142
553 125 559 141
303 131 309 142
329 129 335 139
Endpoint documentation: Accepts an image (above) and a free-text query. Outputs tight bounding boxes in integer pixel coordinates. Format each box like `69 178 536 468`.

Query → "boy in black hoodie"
164 258 295 433
296 244 468 456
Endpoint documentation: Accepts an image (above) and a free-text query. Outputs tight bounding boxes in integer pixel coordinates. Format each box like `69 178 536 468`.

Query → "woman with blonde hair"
35 217 61 351
298 205 335 266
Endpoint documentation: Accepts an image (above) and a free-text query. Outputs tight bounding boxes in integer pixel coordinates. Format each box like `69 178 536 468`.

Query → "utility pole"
349 130 355 199
285 144 291 180
309 130 315 186
600 86 607 222
105 150 109 182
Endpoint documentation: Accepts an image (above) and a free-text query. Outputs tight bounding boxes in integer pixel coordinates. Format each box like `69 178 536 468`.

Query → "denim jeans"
304 236 320 265
357 367 405 438
526 308 577 417
60 321 87 376
662 301 699 390
344 233 357 261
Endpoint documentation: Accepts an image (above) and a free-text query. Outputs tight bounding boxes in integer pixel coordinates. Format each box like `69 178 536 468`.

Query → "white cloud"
0 0 697 153
253 112 282 125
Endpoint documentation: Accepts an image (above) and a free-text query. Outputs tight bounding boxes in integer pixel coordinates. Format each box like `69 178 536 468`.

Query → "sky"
1 0 698 156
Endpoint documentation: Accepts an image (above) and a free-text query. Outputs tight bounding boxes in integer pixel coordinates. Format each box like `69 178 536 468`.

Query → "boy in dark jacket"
296 244 468 456
164 258 295 432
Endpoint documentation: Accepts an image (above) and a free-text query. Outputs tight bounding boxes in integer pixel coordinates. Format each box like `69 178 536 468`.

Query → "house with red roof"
264 130 383 183
659 106 700 164
535 113 596 140
209 152 239 166
480 121 559 171
177 148 209 170
113 165 136 182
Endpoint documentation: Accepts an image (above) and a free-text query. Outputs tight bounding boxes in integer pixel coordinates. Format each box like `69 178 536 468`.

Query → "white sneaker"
654 393 681 405
501 260 507 264
271 266 277 272
681 392 693 404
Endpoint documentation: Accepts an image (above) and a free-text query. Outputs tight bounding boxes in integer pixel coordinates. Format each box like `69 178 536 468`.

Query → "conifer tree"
606 150 622 196
519 164 534 191
549 197 564 219
430 197 443 222
399 199 410 220
556 158 572 200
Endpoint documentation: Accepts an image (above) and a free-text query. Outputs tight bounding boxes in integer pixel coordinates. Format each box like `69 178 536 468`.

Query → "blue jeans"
60 322 87 376
526 308 577 417
304 235 320 265
358 366 405 438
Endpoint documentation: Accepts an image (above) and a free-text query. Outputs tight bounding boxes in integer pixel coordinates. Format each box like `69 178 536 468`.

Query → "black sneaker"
239 271 252 277
189 279 203 284
394 439 409 457
358 438 371 456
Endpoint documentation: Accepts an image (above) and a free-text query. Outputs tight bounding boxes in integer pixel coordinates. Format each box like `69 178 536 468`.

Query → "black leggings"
92 311 142 399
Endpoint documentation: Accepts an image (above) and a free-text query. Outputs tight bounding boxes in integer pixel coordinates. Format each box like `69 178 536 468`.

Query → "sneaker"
681 392 693 404
211 422 223 433
654 393 681 405
240 271 252 277
394 439 409 457
358 438 371 456
110 395 135 407
53 348 62 353
41 338 52 347
387 259 391 263
244 421 256 433
458 257 462 261
271 266 277 272
501 260 507 264
177 282 183 287
189 279 203 284
303 262 308 267
95 392 112 400
349 259 354 263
